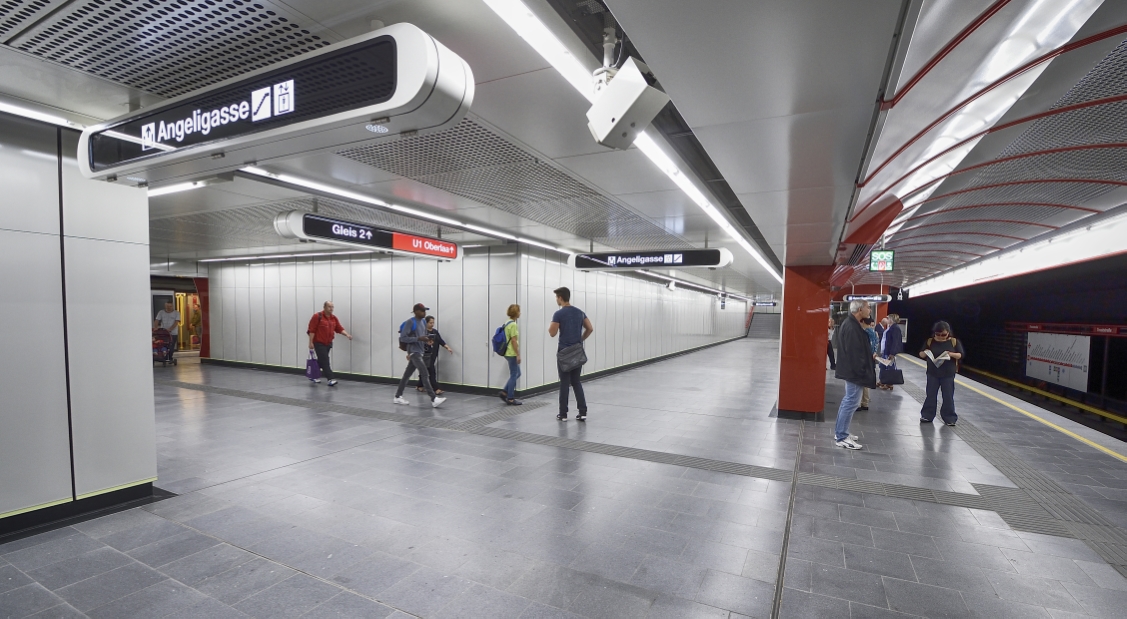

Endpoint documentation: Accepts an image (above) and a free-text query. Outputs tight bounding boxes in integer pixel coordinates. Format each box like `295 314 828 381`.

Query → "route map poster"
1026 332 1090 392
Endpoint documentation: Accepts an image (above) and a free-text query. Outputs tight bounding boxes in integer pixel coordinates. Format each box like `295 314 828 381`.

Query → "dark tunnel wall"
888 253 1127 400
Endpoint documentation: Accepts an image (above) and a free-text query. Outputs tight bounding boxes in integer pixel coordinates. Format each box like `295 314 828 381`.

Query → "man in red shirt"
307 301 352 386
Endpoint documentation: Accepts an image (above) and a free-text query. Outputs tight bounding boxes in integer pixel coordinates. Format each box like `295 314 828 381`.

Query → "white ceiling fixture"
481 0 782 284
637 269 749 301
907 207 1127 297
238 166 570 254
147 180 209 197
0 100 85 129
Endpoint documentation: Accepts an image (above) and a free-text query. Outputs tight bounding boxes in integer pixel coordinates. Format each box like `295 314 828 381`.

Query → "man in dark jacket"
831 300 877 450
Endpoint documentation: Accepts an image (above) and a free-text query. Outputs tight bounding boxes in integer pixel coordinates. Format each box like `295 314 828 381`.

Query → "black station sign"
569 248 734 270
753 302 778 307
276 212 458 260
844 294 893 303
87 37 397 171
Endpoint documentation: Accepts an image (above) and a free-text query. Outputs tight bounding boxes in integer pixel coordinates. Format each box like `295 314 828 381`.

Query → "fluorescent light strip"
147 180 208 197
238 166 569 254
0 101 84 128
198 249 374 263
638 269 749 301
907 208 1127 297
482 0 782 285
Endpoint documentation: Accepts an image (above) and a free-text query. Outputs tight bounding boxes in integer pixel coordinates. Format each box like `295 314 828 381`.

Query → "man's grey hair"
849 300 868 314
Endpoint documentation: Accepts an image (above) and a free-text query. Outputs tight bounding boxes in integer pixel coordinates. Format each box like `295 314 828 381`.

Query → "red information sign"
392 232 458 259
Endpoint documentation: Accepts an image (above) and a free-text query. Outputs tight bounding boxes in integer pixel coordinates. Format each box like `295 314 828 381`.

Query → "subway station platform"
3 338 1127 618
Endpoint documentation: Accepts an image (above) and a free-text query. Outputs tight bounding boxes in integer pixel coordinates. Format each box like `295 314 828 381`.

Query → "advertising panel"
1026 332 1090 392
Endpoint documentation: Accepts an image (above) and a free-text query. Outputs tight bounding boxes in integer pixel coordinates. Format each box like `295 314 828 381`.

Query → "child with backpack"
493 304 522 405
394 303 446 407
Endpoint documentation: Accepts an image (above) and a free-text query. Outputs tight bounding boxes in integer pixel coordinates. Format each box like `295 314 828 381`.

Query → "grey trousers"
396 353 435 399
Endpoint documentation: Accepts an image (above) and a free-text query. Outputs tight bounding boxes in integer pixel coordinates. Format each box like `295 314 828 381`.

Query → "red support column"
778 266 834 420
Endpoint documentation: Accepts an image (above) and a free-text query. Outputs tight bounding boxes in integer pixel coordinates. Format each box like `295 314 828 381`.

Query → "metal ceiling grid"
338 118 697 251
7 0 339 98
890 37 1127 289
150 196 443 256
0 0 64 40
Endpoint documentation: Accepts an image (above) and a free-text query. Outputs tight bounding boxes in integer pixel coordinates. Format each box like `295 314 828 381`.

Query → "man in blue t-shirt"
549 287 594 422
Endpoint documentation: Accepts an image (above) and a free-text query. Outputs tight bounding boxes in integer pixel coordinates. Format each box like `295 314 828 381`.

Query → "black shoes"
556 413 568 421
856 406 869 412
920 418 931 423
945 422 957 427
576 413 587 422
506 398 523 406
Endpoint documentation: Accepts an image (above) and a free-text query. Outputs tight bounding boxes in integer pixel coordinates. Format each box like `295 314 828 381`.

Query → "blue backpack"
398 318 419 352
491 321 513 356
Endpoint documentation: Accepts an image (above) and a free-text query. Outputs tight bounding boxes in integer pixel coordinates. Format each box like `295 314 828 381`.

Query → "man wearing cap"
394 303 446 407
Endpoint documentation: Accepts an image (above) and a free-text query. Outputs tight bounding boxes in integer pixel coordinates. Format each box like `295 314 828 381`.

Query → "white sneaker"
327 379 338 387
432 396 447 408
848 435 859 441
836 438 863 450
393 396 409 405
309 378 321 383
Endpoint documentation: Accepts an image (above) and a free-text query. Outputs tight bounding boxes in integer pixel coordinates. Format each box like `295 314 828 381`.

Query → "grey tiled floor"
3 338 1127 618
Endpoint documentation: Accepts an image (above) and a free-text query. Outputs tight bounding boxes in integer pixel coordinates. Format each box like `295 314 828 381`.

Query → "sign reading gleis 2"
274 212 458 260
568 248 734 270
78 23 473 184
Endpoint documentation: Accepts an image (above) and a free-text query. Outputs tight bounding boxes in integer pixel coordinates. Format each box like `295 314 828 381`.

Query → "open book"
924 350 951 367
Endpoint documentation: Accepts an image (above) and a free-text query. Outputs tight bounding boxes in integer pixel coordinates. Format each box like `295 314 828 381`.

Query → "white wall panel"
0 118 58 236
350 260 372 375
205 246 747 389
65 238 156 497
220 285 237 361
264 283 281 366
371 258 394 377
61 132 147 245
248 265 266 364
235 285 251 361
0 230 73 517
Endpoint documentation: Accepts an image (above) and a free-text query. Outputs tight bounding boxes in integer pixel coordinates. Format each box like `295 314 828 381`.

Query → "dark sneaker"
576 413 587 422
556 414 568 421
856 406 868 412
945 422 957 427
498 391 508 402
506 399 523 406
920 418 931 423
328 379 338 387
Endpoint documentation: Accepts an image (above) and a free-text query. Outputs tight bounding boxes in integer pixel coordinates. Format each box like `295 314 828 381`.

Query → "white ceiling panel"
472 68 607 159
556 148 679 197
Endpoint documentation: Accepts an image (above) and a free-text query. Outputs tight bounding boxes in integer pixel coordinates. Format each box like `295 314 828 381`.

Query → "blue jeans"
835 381 864 442
505 356 521 399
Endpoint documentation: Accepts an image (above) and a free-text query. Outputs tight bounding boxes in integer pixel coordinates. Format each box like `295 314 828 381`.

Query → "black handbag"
557 343 587 372
879 364 904 385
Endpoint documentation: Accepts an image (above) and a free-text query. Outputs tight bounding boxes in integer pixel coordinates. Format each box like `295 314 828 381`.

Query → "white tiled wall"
209 247 747 391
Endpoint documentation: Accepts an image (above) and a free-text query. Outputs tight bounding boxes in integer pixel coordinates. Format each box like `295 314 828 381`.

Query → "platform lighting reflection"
907 209 1127 297
481 0 782 284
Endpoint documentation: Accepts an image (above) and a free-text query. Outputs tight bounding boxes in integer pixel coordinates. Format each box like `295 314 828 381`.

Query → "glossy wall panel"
208 247 747 390
0 229 73 516
64 238 157 497
0 117 60 236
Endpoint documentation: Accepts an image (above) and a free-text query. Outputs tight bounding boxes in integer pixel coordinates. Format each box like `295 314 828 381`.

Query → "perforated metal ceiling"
3 0 339 98
338 118 698 251
150 196 443 256
869 37 1127 286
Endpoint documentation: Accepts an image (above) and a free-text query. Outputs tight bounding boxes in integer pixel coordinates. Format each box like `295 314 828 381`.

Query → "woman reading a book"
918 321 965 426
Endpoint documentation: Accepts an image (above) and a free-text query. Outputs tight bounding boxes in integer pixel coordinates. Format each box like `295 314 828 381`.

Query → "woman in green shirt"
502 304 522 405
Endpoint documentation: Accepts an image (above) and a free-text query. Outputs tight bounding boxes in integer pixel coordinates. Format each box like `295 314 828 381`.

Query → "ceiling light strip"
481 0 782 285
198 250 375 263
638 269 750 301
236 166 568 254
0 100 85 129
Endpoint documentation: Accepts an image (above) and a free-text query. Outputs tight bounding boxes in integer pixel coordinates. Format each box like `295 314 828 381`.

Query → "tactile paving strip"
900 375 1127 576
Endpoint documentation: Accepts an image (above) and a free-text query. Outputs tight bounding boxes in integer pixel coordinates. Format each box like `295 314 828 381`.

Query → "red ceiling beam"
900 201 1098 223
896 218 1058 235
899 143 1127 202
891 248 989 257
891 230 1026 244
881 0 1013 110
855 94 1127 217
912 178 1127 207
860 23 1127 192
888 240 1005 252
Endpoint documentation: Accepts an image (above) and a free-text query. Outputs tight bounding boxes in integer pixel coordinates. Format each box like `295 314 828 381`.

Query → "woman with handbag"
878 313 904 390
549 287 594 422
